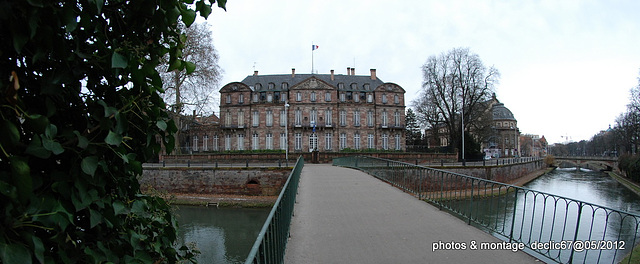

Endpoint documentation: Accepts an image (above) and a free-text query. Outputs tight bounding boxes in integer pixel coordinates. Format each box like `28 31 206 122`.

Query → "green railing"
245 156 304 264
333 156 640 264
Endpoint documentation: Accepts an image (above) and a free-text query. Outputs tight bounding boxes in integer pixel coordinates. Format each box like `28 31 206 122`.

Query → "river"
174 206 270 264
456 168 640 263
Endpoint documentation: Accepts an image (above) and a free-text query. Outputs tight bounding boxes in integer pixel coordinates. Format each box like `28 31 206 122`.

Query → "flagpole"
311 42 314 74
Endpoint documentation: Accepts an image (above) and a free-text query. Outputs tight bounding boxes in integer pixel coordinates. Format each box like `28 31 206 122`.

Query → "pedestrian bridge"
554 156 618 171
245 156 639 264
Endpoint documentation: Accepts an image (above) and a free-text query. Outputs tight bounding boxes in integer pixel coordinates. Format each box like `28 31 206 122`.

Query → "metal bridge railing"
245 156 304 264
333 156 640 264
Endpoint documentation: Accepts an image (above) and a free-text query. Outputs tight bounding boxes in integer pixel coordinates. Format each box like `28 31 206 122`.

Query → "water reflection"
174 206 270 264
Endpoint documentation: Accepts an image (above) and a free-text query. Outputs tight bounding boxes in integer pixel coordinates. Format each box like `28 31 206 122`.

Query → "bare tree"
159 22 223 117
413 47 500 155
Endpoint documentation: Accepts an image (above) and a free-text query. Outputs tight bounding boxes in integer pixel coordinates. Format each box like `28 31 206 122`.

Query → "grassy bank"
607 171 640 196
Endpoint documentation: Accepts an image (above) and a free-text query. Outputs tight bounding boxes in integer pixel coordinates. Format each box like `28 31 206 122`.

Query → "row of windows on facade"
224 109 403 127
225 91 400 104
249 82 375 91
496 121 517 128
188 133 403 152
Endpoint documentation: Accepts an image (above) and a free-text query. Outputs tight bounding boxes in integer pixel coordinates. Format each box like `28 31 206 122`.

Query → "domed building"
483 97 520 158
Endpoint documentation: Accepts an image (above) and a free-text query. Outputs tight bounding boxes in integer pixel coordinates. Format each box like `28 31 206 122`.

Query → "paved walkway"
285 164 538 264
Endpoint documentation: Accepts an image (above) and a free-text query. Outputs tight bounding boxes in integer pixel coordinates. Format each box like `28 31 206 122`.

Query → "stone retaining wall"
437 160 546 183
140 167 290 196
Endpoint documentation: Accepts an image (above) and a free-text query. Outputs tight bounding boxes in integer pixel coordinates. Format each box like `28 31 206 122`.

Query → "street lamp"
285 101 290 162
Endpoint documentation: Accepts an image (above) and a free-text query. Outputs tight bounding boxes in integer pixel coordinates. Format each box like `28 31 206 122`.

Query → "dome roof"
492 103 516 121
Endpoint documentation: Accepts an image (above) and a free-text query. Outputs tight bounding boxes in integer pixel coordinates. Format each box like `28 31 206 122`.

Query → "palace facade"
184 68 406 153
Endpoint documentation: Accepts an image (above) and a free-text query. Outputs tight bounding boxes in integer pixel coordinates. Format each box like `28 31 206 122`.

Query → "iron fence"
245 156 304 264
333 156 640 264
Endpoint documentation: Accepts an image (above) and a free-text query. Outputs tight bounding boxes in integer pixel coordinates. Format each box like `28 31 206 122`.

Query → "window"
282 82 288 89
367 94 373 103
266 110 273 127
203 135 208 151
294 133 302 150
340 93 345 102
266 133 273 150
310 109 317 125
354 92 360 102
239 94 244 104
253 93 258 103
394 111 400 126
360 92 366 102
325 92 331 101
225 134 231 150
382 134 388 150
338 83 344 89
280 109 286 127
213 135 219 151
225 111 231 126
296 92 302 102
354 110 360 126
255 83 262 90
226 94 231 104
325 133 332 150
395 134 401 150
354 133 361 150
268 83 275 90
281 92 287 102
364 83 370 90
252 133 259 150
325 109 332 126
237 134 244 150
274 91 280 102
192 136 198 151
394 94 399 104
382 110 388 127
382 94 387 104
295 109 302 126
252 110 259 127
350 83 357 90
309 133 318 151
310 91 316 102
367 110 374 127
339 133 346 150
238 110 244 127
367 133 374 149
339 110 346 126
260 91 266 101
280 133 287 150
267 93 273 102
347 91 353 100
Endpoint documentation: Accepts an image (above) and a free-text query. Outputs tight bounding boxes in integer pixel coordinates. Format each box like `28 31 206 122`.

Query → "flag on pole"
312 45 319 51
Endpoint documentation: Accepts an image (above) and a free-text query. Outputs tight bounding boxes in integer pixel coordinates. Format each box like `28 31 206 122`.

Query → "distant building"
484 97 520 158
184 68 406 153
424 94 523 158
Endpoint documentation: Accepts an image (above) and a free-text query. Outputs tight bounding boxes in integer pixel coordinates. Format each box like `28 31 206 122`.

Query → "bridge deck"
285 164 537 263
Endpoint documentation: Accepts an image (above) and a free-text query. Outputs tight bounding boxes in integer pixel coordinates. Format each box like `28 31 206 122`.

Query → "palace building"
185 68 406 153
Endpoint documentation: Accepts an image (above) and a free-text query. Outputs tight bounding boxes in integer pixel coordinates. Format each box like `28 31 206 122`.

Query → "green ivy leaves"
1 0 226 263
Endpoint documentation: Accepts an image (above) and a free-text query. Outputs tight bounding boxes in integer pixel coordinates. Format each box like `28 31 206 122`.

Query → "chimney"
330 70 335 81
347 67 351 75
292 68 295 78
370 69 377 80
253 70 258 76
351 67 355 76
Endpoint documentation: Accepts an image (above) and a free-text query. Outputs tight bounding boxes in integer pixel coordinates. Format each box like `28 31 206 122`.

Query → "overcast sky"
204 0 640 144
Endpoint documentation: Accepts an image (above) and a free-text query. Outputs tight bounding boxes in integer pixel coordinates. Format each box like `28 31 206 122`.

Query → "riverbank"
607 171 640 197
168 193 276 208
421 167 554 201
508 167 555 187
